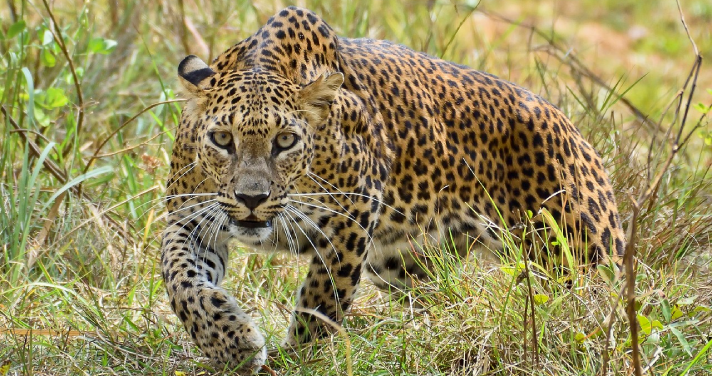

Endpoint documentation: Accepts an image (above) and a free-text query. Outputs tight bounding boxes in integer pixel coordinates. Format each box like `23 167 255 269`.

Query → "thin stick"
623 201 642 376
41 0 84 157
81 99 185 175
622 6 702 372
522 244 540 368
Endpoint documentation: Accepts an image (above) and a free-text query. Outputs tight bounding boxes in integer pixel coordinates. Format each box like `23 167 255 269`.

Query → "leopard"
161 6 625 373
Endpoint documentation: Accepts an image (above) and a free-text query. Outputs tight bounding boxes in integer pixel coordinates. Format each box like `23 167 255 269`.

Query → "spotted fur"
161 6 624 372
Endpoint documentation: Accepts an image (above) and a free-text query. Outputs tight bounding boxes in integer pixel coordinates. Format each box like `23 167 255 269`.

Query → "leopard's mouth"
230 215 272 229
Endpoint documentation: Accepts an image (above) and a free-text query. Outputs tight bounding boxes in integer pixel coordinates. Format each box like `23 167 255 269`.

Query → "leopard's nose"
235 192 270 210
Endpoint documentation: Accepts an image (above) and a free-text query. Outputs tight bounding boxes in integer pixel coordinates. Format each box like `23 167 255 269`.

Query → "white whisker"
282 208 339 306
286 205 340 262
288 192 401 215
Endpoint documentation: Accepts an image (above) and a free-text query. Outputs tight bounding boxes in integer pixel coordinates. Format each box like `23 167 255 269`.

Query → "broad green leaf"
691 306 711 316
7 20 26 38
574 332 586 343
45 88 68 108
677 296 697 305
33 106 49 127
35 88 68 109
499 262 525 276
694 102 710 114
533 294 549 305
670 306 684 321
638 315 652 335
41 48 56 67
662 299 672 322
88 37 117 54
670 327 693 356
103 39 118 51
651 319 663 331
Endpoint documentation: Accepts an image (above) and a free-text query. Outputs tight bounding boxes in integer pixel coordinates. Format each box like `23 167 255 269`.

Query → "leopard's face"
180 62 344 243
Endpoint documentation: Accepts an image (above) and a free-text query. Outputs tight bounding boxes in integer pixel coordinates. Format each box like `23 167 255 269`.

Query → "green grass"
1 0 711 375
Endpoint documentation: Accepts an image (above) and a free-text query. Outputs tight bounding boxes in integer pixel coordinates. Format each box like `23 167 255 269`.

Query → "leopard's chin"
228 217 274 242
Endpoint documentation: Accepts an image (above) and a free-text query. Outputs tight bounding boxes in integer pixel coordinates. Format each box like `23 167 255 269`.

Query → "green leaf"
678 296 697 305
533 294 549 305
88 37 117 54
651 319 663 331
33 106 49 128
41 49 56 67
574 332 586 343
670 306 684 321
670 327 693 356
597 264 616 284
64 67 85 85
45 88 68 108
7 20 26 39
694 102 710 114
638 315 652 335
21 68 35 126
662 299 672 322
35 88 68 109
691 306 711 316
499 262 525 276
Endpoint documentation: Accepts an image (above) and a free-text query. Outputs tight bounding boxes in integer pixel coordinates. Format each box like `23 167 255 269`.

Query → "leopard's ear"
178 55 216 96
300 72 344 123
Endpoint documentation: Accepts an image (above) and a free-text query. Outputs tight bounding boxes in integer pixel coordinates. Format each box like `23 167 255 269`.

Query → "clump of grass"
1 0 711 375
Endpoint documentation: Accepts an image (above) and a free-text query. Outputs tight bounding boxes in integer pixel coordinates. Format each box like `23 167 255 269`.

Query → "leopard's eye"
211 131 233 148
274 132 299 151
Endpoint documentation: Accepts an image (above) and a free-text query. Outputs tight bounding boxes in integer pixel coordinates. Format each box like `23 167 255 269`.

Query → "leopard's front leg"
282 216 372 347
161 218 267 373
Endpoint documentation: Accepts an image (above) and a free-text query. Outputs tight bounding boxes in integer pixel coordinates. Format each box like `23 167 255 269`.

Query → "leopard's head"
177 55 343 242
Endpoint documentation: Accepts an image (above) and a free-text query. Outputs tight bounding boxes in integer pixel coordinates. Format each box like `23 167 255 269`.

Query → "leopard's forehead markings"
203 69 301 135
